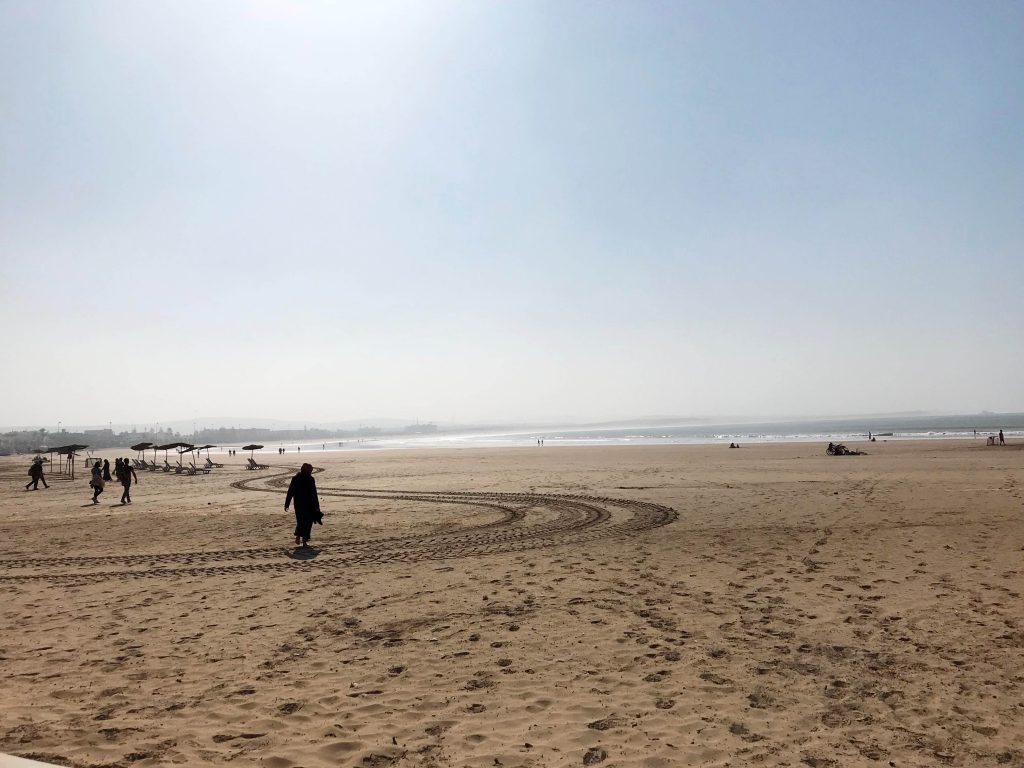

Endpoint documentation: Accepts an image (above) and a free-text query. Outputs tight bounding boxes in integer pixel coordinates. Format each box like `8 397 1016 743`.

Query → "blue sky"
2 1 1022 427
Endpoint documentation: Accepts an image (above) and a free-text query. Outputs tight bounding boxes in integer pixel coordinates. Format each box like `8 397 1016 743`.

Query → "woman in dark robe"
102 459 112 482
285 463 322 547
90 461 104 504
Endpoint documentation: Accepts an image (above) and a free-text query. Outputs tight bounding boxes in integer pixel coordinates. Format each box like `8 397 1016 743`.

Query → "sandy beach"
1 441 1022 767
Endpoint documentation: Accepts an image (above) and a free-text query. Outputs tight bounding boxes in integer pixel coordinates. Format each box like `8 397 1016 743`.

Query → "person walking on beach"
25 459 49 490
999 429 1005 446
120 457 139 504
102 458 112 482
90 460 105 503
285 462 322 547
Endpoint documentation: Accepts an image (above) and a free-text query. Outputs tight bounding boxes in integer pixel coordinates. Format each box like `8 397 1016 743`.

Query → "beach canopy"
130 442 154 452
242 443 264 459
154 442 193 463
52 444 87 478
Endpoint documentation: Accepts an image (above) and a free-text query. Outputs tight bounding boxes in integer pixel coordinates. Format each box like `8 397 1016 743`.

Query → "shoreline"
11 433 1019 461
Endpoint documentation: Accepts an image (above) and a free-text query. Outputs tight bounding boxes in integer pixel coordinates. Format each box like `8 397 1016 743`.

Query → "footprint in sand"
699 672 732 686
587 715 627 731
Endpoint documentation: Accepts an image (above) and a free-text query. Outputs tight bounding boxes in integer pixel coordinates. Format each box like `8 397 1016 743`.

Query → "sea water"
243 413 1024 453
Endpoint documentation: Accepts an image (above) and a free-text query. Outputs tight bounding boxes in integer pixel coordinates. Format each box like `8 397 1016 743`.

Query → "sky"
1 1 1022 429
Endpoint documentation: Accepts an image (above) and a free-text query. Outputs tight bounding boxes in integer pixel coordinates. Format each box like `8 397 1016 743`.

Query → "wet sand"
1 441 1022 767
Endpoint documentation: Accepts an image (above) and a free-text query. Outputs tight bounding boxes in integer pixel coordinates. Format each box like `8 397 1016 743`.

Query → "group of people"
25 459 49 490
27 453 321 549
89 457 139 504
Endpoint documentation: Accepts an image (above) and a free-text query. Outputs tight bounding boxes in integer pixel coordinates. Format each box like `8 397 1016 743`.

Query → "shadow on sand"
287 546 321 561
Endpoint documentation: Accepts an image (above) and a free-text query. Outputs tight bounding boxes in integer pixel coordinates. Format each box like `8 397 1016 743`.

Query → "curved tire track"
0 466 676 583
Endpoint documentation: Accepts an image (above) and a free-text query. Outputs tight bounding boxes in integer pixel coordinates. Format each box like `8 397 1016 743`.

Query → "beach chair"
163 461 173 472
246 457 268 470
190 462 210 475
174 461 186 474
204 457 223 469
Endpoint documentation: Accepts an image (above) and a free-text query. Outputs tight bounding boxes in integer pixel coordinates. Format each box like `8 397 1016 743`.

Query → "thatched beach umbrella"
131 442 154 461
57 444 88 479
154 442 192 465
177 444 197 466
242 444 264 459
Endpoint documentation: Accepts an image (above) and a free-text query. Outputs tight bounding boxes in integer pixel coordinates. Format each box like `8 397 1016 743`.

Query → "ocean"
250 413 1024 453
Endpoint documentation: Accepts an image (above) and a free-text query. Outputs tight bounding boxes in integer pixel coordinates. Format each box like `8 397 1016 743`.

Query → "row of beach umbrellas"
128 441 264 463
29 443 267 473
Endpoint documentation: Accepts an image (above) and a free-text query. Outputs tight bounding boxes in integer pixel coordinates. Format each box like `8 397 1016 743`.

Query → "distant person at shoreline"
285 463 322 548
90 461 105 504
25 458 48 490
999 429 1005 445
120 457 139 504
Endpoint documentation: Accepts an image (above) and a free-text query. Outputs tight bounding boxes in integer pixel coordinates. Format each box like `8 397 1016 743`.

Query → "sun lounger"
163 461 173 472
204 457 223 469
246 457 268 470
189 462 210 475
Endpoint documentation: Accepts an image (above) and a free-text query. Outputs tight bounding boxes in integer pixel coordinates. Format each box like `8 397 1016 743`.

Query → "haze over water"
243 413 1024 453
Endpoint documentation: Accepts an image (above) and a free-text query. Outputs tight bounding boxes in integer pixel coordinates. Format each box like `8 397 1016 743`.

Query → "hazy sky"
2 1 1022 428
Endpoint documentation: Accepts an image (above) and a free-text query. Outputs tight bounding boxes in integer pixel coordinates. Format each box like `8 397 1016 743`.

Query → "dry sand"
1 441 1022 768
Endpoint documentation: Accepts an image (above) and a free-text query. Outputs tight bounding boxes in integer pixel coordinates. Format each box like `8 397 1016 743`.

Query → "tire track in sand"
0 466 677 583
